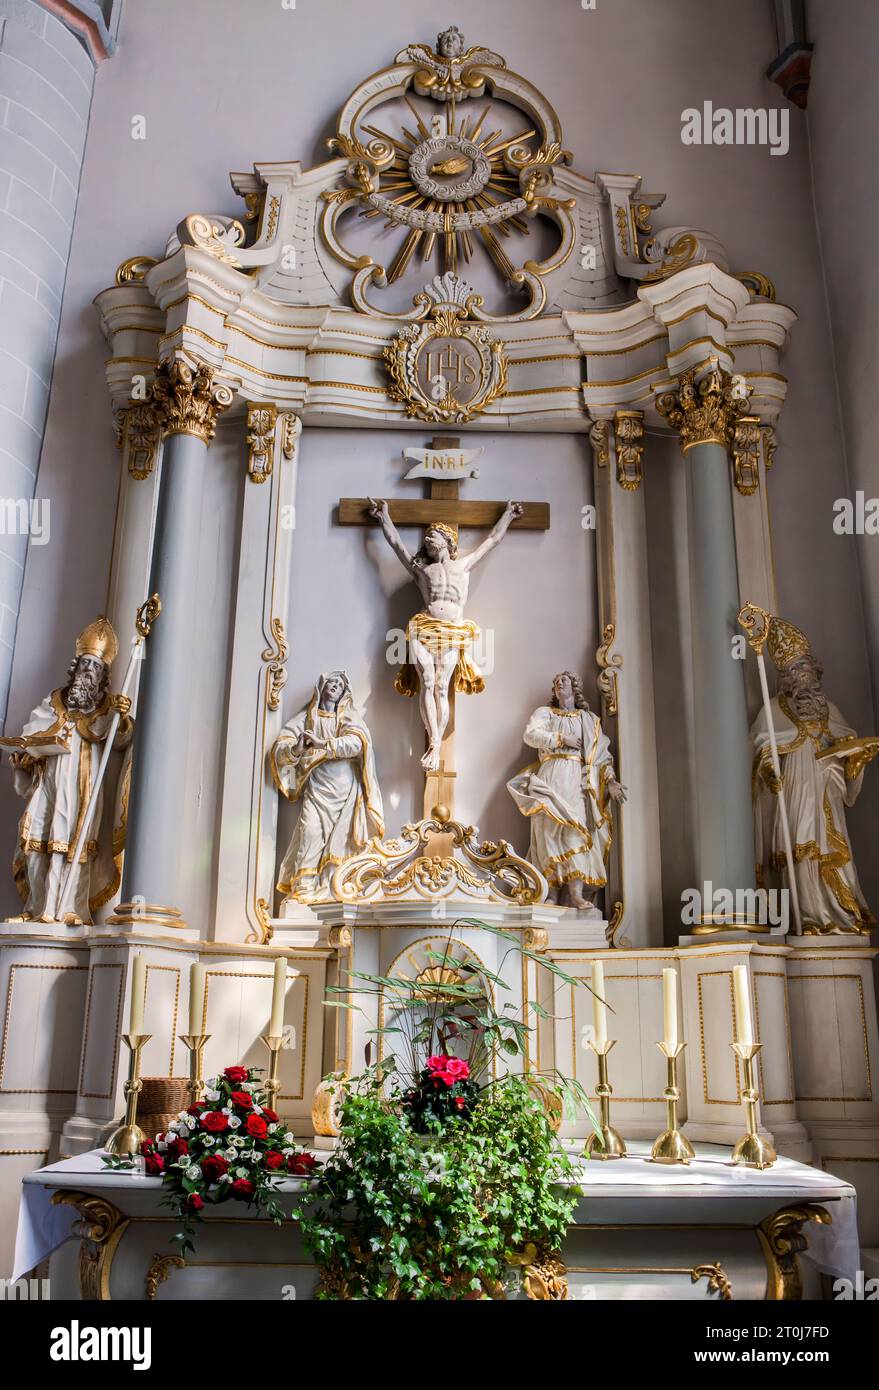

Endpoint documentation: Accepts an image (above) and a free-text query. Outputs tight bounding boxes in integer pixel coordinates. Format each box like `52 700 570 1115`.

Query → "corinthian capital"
150 359 234 444
656 361 752 453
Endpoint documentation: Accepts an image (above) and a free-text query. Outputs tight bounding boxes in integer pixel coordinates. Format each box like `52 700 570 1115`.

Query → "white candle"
733 964 754 1047
591 959 607 1047
128 954 145 1036
662 968 678 1052
188 962 205 1036
269 956 287 1039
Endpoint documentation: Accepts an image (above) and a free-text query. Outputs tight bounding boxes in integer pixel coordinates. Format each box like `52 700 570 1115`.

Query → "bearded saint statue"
1 616 133 924
270 671 384 904
751 616 877 934
507 671 626 910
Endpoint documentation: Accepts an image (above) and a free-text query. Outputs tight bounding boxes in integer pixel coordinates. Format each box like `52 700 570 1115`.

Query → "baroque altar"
1 26 877 1293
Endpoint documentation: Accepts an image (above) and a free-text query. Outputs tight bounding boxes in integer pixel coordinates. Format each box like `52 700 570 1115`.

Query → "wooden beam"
338 498 550 529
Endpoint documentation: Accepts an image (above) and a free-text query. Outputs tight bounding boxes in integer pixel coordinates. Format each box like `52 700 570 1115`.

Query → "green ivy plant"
298 920 605 1299
298 1065 581 1299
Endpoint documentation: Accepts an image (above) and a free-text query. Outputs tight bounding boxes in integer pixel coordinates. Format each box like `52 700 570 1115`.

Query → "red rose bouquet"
106 1064 318 1254
401 1053 479 1132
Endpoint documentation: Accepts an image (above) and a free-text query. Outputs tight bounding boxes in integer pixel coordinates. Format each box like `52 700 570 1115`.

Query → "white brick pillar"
0 0 104 727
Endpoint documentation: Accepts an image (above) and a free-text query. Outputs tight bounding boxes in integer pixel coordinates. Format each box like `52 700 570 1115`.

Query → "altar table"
14 1145 857 1301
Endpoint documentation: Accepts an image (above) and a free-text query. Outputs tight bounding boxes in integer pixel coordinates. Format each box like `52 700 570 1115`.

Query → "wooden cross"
338 436 550 820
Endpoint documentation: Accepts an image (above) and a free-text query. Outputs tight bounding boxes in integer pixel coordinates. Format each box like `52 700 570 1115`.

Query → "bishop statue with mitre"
751 614 877 933
2 615 133 924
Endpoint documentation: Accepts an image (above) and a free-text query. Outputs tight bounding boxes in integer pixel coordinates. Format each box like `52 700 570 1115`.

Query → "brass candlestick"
584 1039 626 1159
261 1033 284 1114
649 1041 696 1165
730 1041 777 1169
106 1033 152 1156
180 1033 211 1107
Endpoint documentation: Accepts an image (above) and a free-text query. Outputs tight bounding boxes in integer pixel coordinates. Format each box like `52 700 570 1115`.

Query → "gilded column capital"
613 409 645 490
150 359 234 444
656 361 752 454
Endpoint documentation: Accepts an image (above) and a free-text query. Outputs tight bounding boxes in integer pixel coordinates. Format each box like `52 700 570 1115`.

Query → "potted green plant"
298 921 601 1299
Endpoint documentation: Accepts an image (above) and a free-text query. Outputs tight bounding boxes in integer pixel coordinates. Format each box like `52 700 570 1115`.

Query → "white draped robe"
752 695 874 932
11 689 131 921
507 705 615 892
271 689 384 903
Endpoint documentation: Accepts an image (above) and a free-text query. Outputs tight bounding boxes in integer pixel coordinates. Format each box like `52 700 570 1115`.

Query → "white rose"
268 1123 278 1134
205 1088 220 1102
235 1166 249 1179
186 1164 202 1181
228 1115 241 1129
231 1135 244 1147
224 1147 237 1161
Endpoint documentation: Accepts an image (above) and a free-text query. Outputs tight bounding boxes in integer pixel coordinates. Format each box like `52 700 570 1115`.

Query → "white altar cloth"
13 1143 858 1288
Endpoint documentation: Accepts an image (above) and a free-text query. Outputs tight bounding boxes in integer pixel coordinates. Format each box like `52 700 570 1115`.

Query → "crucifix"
338 436 550 820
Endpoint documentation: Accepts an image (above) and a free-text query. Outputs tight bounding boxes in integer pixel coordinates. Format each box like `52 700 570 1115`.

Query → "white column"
214 410 301 942
0 1 98 727
590 415 663 946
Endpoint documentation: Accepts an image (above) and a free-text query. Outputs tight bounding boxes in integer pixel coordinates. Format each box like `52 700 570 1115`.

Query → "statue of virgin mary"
270 671 384 903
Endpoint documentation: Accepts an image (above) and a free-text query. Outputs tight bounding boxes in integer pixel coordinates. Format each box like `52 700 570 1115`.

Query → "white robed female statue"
270 672 384 903
507 671 625 910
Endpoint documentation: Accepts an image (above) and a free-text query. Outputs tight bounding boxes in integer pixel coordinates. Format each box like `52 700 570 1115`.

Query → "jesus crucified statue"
368 497 524 771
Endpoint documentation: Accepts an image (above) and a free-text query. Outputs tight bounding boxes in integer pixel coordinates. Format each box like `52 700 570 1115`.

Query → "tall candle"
269 956 287 1039
662 968 678 1052
591 959 607 1047
188 962 205 1036
733 964 754 1047
128 954 145 1036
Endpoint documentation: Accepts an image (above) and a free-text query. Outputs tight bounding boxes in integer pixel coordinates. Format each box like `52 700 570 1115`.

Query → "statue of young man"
368 498 523 771
508 671 626 910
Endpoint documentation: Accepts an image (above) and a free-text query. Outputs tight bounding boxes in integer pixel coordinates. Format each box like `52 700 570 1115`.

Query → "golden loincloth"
394 612 485 698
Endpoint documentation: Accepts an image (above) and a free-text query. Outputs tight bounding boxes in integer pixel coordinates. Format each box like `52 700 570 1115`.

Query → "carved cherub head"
437 26 465 59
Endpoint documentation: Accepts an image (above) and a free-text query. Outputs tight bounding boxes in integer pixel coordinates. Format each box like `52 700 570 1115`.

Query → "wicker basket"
139 1076 190 1142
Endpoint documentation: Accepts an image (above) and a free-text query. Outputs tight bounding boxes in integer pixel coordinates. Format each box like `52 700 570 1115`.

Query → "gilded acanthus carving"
148 360 234 444
589 418 610 468
596 621 622 717
120 400 163 480
51 1190 129 1301
656 361 752 453
262 616 289 712
333 809 546 906
757 1204 830 1301
246 403 278 483
731 414 762 495
613 410 645 491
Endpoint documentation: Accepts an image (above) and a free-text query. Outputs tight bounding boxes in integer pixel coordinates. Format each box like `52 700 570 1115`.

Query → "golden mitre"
75 615 119 666
767 615 812 670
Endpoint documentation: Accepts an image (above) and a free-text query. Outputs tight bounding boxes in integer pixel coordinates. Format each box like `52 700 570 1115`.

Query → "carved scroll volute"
596 622 622 718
